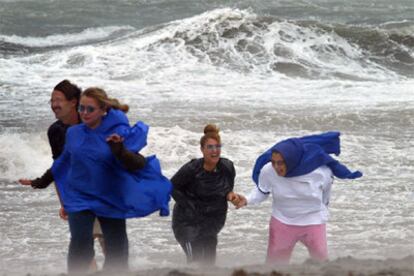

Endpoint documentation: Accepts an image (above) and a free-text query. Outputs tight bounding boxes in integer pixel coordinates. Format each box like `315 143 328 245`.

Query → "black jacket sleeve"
171 161 197 210
108 141 146 172
221 158 236 192
31 169 54 189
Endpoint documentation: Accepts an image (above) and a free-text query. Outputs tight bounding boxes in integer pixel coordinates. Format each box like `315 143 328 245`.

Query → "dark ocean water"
1 0 413 35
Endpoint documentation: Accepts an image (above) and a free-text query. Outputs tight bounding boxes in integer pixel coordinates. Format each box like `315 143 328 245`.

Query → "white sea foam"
1 8 406 96
0 131 51 180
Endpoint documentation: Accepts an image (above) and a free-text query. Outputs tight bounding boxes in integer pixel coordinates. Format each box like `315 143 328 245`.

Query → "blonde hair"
200 124 221 147
82 87 129 113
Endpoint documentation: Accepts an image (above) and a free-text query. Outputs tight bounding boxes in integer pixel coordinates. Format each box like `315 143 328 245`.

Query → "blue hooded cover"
51 109 172 219
252 132 362 185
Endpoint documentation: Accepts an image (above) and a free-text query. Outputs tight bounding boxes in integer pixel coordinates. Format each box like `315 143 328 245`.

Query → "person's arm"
245 168 271 205
245 186 269 205
171 162 197 210
31 169 54 189
222 158 237 200
108 141 146 171
18 168 54 189
232 186 269 209
107 134 146 172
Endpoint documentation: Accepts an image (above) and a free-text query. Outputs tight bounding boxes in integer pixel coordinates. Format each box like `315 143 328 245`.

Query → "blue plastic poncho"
51 109 172 219
252 132 362 185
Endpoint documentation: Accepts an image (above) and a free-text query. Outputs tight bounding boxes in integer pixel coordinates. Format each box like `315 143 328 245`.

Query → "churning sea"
0 0 413 274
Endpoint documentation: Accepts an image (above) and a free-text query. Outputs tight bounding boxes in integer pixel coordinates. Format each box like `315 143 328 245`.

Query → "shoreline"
2 255 413 275
117 255 414 276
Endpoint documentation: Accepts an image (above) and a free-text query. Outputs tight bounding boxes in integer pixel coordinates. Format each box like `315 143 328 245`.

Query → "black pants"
67 210 128 274
179 235 218 265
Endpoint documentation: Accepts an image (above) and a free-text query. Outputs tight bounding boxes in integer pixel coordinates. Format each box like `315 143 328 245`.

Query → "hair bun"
204 124 219 135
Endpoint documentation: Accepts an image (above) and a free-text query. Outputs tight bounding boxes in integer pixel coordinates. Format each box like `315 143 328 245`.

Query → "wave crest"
143 8 413 79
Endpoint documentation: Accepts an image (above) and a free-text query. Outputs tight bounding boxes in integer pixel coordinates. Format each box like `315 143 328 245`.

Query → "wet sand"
120 255 414 276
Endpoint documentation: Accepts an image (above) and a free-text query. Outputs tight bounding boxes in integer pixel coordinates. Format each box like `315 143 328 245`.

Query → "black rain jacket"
171 157 235 242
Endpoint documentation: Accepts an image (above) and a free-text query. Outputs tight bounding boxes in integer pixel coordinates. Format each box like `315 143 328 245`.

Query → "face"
78 96 106 129
201 138 221 166
50 90 77 121
271 152 287 177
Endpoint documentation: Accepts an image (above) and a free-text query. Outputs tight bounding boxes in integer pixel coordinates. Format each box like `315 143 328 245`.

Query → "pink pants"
266 216 328 265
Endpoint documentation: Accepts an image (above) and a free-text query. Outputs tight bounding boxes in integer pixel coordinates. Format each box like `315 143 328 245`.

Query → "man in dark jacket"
18 80 105 271
19 80 81 209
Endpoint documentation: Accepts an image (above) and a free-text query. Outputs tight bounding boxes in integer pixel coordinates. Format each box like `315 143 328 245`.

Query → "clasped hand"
226 191 247 209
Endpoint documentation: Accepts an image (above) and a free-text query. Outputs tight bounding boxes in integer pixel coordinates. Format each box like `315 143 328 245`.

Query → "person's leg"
89 219 104 272
67 210 95 274
300 223 328 262
93 218 106 255
266 217 298 265
198 235 217 266
98 216 129 272
178 236 217 265
178 240 195 264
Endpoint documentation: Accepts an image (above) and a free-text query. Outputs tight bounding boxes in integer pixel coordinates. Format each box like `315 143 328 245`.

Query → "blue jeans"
67 210 128 273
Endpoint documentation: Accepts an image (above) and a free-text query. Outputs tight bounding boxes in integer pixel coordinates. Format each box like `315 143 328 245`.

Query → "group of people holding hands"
18 80 362 274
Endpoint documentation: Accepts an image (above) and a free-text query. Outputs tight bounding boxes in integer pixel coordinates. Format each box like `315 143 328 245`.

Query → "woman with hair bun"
171 124 240 265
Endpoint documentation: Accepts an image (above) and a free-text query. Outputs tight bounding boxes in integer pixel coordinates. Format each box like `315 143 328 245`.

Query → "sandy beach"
1 255 413 276
101 255 414 276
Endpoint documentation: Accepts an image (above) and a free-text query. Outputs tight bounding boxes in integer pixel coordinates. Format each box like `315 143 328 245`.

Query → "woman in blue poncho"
232 132 362 265
51 87 171 273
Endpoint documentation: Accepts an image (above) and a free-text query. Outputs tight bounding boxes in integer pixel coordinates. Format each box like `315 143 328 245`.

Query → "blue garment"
252 132 362 185
52 109 172 219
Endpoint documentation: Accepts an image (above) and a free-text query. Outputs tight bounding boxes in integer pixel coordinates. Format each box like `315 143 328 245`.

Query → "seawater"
0 0 413 274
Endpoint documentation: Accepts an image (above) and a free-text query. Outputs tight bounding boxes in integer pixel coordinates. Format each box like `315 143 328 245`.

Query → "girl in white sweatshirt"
235 132 362 265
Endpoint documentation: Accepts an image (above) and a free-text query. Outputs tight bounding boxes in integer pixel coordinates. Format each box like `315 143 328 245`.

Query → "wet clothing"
171 157 235 264
51 109 171 274
31 169 54 189
247 164 333 225
67 210 128 273
48 120 71 160
266 217 328 265
31 134 146 189
252 131 362 185
248 132 362 264
178 236 218 265
246 164 332 264
30 120 71 189
51 109 171 218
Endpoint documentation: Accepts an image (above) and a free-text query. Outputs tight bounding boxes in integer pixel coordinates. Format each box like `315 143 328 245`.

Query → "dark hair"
82 87 129 113
200 124 221 147
54 80 81 103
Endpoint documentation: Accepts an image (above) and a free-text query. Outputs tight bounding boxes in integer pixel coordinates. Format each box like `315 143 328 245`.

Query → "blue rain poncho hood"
252 132 362 185
51 108 172 219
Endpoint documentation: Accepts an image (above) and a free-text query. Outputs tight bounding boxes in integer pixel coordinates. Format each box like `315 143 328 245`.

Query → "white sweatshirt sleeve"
246 186 269 205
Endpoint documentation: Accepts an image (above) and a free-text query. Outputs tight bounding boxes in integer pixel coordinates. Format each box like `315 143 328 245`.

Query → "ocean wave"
0 25 134 54
1 8 412 80
140 8 413 79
